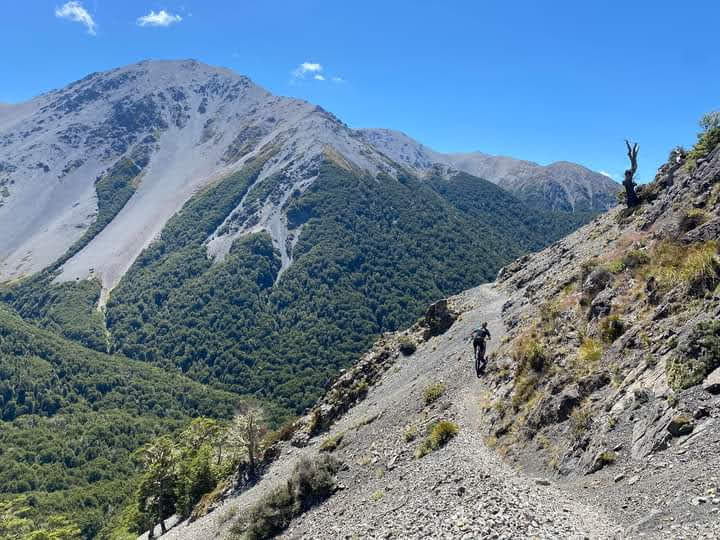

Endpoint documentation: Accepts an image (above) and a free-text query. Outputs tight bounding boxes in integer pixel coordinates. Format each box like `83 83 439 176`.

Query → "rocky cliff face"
358 128 620 212
154 141 720 539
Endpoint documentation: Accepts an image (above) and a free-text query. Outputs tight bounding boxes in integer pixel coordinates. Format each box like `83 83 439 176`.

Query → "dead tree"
623 140 640 207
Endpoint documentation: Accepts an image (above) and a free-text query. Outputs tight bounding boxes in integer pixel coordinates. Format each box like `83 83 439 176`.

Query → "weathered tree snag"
623 139 640 207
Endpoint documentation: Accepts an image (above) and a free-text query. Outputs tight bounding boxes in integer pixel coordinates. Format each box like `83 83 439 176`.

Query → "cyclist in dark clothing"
470 322 491 376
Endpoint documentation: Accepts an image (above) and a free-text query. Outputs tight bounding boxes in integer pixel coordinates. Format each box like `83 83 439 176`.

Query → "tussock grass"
319 432 344 453
648 241 719 291
415 420 459 458
423 382 446 405
569 338 603 378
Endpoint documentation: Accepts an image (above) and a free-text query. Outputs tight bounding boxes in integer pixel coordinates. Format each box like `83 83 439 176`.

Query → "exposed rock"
703 367 720 394
667 415 695 437
632 403 673 459
582 268 613 302
422 299 458 340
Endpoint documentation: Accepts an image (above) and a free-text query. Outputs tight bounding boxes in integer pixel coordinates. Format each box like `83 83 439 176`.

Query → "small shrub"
403 424 418 442
512 335 546 374
575 338 603 372
679 210 708 233
319 432 344 453
398 336 417 356
539 301 560 334
370 490 384 502
687 111 720 162
569 401 592 440
599 315 625 343
415 420 459 458
236 455 340 540
423 382 446 405
666 320 720 390
511 372 539 409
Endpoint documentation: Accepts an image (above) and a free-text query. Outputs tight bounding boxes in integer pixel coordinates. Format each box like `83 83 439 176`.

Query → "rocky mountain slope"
358 128 619 212
157 139 720 539
1 60 596 420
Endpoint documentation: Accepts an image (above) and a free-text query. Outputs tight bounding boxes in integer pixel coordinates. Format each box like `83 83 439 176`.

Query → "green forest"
0 306 240 538
105 159 592 417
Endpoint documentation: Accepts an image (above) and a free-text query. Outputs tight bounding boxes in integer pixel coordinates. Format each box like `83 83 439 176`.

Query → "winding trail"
147 284 621 539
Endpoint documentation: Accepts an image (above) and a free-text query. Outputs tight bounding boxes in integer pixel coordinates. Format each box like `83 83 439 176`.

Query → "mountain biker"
470 322 491 375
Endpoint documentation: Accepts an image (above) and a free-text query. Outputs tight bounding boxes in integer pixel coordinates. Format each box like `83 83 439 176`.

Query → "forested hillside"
0 305 240 538
103 159 591 419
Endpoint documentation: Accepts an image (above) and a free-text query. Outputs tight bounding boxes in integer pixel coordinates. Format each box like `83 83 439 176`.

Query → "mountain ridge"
2 59 607 293
357 127 619 212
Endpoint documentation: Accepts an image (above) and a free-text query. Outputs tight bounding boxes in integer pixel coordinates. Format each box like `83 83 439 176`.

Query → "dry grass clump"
319 432 344 453
423 382 446 405
569 400 593 440
403 424 418 442
568 338 603 378
415 420 459 458
648 241 719 291
599 315 625 343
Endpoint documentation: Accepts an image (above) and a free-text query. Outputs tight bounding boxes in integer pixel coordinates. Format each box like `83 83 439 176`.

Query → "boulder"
703 367 720 395
583 268 613 299
588 288 613 320
667 415 694 437
422 299 458 340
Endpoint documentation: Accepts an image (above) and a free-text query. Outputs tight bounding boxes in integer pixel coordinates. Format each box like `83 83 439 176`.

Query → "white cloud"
291 62 345 84
292 62 323 79
55 1 96 35
137 10 183 27
599 171 615 179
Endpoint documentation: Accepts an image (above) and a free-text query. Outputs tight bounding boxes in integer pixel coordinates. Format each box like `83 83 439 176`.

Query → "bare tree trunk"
623 140 640 207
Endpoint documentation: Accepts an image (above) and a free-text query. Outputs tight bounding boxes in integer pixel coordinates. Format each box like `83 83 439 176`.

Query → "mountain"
161 126 720 539
357 128 620 212
0 60 594 420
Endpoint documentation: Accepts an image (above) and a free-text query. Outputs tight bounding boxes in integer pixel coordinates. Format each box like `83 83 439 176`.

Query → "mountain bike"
475 342 486 378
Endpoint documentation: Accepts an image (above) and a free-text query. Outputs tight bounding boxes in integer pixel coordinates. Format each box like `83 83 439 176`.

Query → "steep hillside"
102 159 585 418
161 138 720 539
358 128 620 212
0 60 598 421
0 305 240 538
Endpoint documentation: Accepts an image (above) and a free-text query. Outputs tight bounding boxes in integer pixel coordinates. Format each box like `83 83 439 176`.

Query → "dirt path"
153 284 621 539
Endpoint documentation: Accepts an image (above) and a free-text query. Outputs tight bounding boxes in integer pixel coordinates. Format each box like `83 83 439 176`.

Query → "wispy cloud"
137 10 183 27
291 62 345 84
599 170 616 179
55 1 96 35
292 62 323 80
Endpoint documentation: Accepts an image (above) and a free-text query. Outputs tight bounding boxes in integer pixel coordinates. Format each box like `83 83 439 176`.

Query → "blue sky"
2 1 719 182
